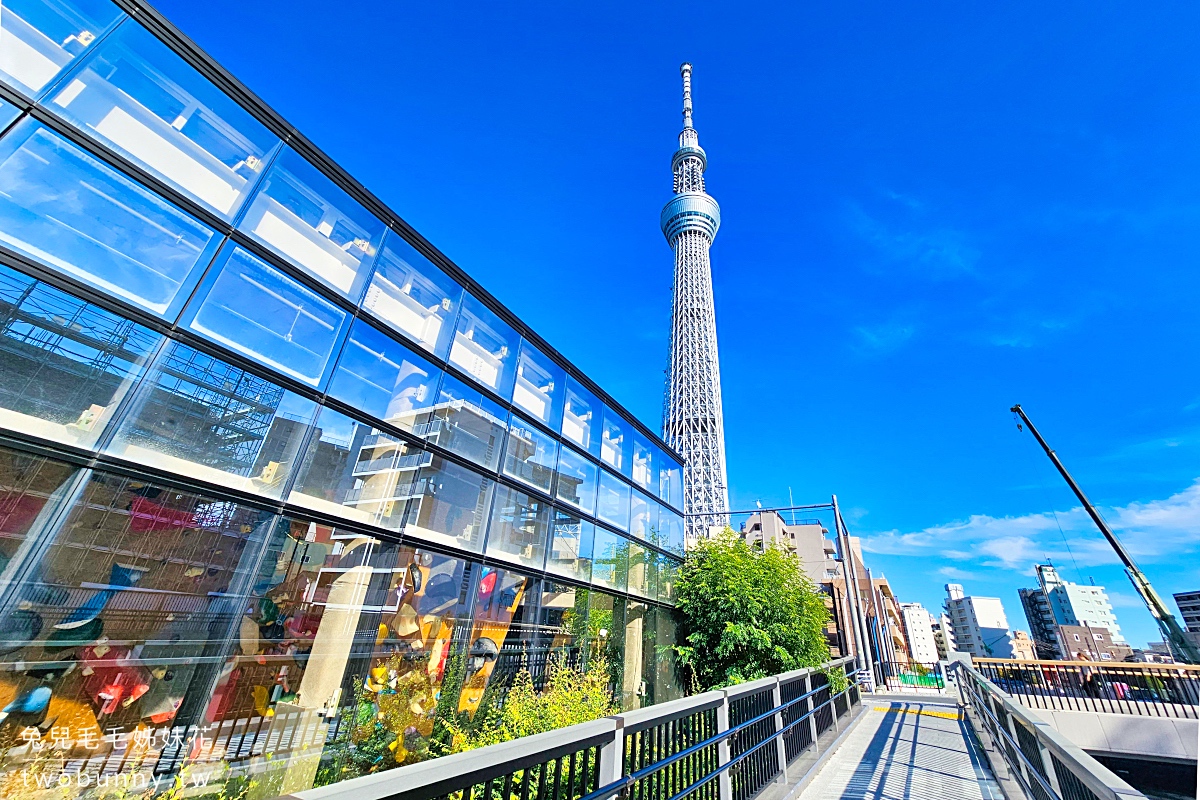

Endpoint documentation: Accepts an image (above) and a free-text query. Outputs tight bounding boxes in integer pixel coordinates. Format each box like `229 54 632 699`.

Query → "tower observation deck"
661 63 729 544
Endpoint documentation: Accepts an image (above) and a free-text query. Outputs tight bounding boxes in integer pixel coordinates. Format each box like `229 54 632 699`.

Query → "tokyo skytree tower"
661 63 729 543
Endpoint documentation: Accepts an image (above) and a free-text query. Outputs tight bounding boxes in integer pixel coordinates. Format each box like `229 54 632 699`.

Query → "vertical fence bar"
715 693 732 800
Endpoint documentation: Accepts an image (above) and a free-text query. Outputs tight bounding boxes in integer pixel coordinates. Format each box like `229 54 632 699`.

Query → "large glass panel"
0 97 22 131
591 527 628 593
626 538 649 598
661 506 685 555
561 375 600 457
106 340 317 498
629 490 656 543
398 454 494 552
536 581 589 675
239 147 384 302
621 600 649 709
585 592 623 695
0 264 160 448
0 0 121 97
512 340 564 429
658 555 681 604
362 230 462 359
661 453 684 511
0 462 285 790
654 610 683 701
597 469 631 531
502 415 557 493
485 484 550 570
0 444 81 603
600 405 631 478
48 22 279 219
631 432 655 494
426 371 508 471
448 293 516 397
555 445 597 515
182 246 349 387
289 406 430 529
0 119 220 316
327 318 441 429
546 510 593 583
460 565 536 716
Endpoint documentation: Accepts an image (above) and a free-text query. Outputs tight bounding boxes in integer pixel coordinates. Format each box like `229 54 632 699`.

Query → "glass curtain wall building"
0 0 685 794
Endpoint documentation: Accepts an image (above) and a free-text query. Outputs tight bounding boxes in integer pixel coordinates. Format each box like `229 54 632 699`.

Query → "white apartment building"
899 602 940 663
945 583 1014 658
1036 565 1124 643
933 612 957 659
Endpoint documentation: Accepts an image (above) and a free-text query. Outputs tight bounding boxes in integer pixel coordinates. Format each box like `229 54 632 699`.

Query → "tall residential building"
1019 587 1063 659
0 1 687 795
1174 590 1200 633
944 584 1015 658
1035 564 1125 643
661 64 729 544
1010 630 1038 661
900 602 940 664
933 611 958 659
740 511 837 586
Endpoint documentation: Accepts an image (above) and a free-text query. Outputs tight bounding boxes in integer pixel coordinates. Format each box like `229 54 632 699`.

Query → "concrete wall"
1030 707 1198 764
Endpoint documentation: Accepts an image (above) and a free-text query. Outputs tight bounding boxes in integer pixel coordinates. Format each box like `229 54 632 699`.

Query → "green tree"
674 530 833 690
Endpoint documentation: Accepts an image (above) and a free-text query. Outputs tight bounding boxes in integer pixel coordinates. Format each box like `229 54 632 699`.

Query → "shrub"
674 530 833 690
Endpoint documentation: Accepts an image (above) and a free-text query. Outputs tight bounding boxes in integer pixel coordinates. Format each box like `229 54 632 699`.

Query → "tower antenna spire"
681 62 694 129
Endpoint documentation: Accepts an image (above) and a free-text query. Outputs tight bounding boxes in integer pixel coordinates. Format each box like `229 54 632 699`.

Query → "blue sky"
156 0 1200 648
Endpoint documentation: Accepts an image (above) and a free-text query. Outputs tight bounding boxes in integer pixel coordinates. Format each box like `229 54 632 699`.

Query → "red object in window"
129 496 195 532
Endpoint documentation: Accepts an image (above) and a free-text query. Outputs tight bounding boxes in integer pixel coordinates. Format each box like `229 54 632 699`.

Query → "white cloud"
860 478 1200 573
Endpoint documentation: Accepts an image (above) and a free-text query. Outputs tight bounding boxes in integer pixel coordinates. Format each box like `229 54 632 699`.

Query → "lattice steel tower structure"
661 62 729 543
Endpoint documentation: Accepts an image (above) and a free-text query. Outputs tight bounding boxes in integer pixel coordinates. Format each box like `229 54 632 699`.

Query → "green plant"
445 658 617 752
674 529 833 690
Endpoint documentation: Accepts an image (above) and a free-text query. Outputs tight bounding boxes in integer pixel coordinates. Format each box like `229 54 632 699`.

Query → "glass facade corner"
0 1 686 795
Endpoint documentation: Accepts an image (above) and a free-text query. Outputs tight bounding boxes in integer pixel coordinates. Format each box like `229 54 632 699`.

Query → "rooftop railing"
954 660 1148 800
285 656 859 800
974 658 1200 719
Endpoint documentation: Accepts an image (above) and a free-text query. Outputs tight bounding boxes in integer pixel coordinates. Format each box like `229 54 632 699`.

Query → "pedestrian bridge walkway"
797 701 1003 799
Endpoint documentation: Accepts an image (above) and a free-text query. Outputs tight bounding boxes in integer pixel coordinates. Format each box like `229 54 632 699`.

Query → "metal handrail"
578 670 859 800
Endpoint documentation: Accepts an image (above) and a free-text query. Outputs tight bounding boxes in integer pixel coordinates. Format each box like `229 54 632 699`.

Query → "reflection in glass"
591 527 628 593
485 485 550 570
426 371 508 471
0 119 220 316
502 416 557 493
597 470 631 531
0 0 122 97
399 455 494 552
512 340 564 429
546 510 593 583
661 507 685 555
561 376 600 457
536 582 589 676
657 449 683 509
448 294 516 397
629 490 656 543
289 406 429 529
106 341 316 498
631 433 655 493
49 22 279 219
600 406 630 477
625 539 650 598
654 610 683 701
658 555 681 604
183 246 348 387
621 600 649 710
363 231 461 359
555 446 597 515
0 97 23 132
239 148 384 302
0 264 160 448
459 566 534 716
327 319 440 429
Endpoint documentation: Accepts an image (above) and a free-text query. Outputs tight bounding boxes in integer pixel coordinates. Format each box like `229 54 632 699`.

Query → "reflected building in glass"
0 2 685 796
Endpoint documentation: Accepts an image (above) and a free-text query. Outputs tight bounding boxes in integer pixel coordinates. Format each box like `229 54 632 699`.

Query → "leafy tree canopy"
674 529 833 690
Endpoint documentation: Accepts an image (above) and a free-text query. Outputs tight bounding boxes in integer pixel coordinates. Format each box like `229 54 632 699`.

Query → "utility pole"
833 495 875 686
1011 404 1200 664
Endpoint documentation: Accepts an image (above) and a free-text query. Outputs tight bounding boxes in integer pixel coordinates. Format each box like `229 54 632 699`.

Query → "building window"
561 376 600 457
239 147 384 302
546 510 594 583
0 0 123 98
502 417 558 493
600 405 630 477
326 319 441 430
362 231 461 359
512 340 564 429
597 469 631 531
448 293 516 397
485 484 550 570
49 22 279 220
427 371 509 472
556 445 598 515
0 119 221 317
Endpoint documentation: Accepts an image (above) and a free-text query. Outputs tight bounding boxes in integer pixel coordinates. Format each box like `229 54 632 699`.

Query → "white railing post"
716 693 733 800
597 716 625 788
805 674 820 750
772 678 788 783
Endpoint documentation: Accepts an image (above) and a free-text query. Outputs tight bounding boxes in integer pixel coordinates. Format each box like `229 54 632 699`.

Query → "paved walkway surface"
798 701 1004 799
